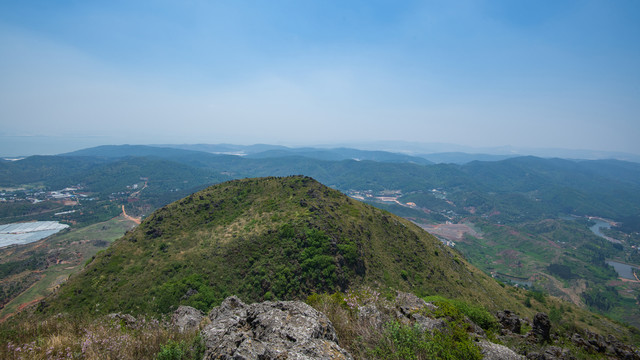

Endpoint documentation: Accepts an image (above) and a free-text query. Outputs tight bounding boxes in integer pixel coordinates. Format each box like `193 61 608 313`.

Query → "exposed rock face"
172 305 204 333
197 294 640 360
201 296 353 360
393 291 445 331
525 346 576 360
479 340 525 360
356 304 385 330
107 312 137 328
531 313 551 342
571 331 640 360
395 291 437 316
497 310 521 334
411 312 447 332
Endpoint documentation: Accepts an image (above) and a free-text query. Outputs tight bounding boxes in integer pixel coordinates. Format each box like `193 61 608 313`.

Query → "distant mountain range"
316 141 640 163
66 142 640 164
1 144 636 226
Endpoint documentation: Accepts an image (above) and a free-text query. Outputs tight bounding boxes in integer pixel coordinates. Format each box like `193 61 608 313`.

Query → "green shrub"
549 306 562 323
155 335 205 360
156 340 184 360
454 301 499 332
531 290 546 304
423 295 499 332
524 297 532 308
371 320 482 360
400 270 409 281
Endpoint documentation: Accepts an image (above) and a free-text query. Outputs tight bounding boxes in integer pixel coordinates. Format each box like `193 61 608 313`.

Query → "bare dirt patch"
418 223 482 242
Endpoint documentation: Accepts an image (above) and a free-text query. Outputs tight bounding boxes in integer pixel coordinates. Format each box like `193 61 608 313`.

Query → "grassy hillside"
43 176 519 317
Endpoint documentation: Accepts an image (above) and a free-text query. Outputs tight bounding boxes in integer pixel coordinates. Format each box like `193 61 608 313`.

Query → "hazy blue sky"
1 0 639 156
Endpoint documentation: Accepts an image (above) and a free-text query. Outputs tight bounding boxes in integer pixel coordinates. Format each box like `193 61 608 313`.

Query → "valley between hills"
1 144 640 359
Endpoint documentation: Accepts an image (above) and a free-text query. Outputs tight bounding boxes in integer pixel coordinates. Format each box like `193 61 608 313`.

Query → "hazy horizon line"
1 136 639 162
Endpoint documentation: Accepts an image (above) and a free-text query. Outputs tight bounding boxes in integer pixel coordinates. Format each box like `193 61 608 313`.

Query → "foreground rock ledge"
201 296 353 360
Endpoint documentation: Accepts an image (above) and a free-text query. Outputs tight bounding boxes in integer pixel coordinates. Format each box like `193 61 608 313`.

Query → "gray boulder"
411 312 447 332
395 291 437 316
172 305 204 333
479 340 525 360
201 296 353 360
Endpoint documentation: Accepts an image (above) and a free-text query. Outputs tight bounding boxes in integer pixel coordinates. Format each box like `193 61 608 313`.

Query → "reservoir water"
606 260 639 281
589 219 612 239
561 215 620 243
580 217 621 244
562 216 637 279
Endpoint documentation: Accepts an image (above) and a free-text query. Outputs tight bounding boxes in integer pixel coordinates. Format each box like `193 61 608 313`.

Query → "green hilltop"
43 176 519 316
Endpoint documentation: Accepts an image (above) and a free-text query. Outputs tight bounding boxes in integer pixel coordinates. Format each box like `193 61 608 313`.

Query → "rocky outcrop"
201 296 353 360
525 346 576 360
197 295 639 360
571 331 640 360
356 303 385 330
497 310 521 334
172 305 204 333
411 312 448 332
395 291 437 316
393 292 446 331
531 313 551 343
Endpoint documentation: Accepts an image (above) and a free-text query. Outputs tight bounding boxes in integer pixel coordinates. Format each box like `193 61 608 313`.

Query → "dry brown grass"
0 312 201 360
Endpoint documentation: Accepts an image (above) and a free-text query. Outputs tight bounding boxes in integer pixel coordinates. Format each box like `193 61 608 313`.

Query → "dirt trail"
0 296 44 322
17 297 44 311
0 275 45 323
121 205 141 224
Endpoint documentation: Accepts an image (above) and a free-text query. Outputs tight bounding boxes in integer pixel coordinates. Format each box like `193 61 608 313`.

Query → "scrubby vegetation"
371 321 483 360
0 313 203 360
306 290 485 359
307 289 640 360
2 287 639 359
422 295 499 333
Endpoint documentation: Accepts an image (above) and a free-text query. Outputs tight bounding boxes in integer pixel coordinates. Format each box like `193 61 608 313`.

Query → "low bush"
423 295 499 332
371 320 482 360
